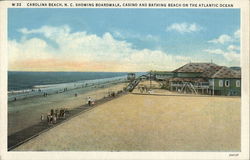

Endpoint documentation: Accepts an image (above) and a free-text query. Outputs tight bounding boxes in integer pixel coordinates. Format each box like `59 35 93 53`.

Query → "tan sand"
14 88 241 151
8 82 128 135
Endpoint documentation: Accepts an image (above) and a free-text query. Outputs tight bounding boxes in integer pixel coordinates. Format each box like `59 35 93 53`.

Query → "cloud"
234 29 240 39
203 49 240 65
205 28 240 66
18 25 71 38
208 34 232 44
166 22 202 33
9 25 193 72
112 30 159 42
208 29 240 44
227 45 240 51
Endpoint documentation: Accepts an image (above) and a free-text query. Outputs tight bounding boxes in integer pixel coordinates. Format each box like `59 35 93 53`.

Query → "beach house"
167 63 241 96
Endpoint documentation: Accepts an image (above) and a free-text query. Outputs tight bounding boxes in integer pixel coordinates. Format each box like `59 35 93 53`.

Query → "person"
40 114 44 121
47 113 50 124
59 109 63 118
88 97 92 106
55 109 59 118
53 114 57 124
51 109 54 116
49 115 53 124
62 108 65 118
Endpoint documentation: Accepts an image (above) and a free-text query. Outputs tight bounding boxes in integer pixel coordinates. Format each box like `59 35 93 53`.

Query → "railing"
171 83 209 89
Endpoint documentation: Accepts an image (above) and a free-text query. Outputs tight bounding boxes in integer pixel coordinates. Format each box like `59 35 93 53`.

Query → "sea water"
8 71 132 101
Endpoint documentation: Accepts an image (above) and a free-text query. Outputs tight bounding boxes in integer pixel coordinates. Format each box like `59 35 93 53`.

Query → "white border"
0 0 249 160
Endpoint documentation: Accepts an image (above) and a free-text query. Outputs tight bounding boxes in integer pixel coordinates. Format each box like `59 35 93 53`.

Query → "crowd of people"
40 91 124 125
40 108 69 125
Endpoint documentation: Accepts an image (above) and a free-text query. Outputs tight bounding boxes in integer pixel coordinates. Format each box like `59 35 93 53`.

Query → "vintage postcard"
0 0 249 160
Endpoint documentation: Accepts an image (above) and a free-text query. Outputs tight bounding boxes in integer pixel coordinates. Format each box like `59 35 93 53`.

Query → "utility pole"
150 70 152 89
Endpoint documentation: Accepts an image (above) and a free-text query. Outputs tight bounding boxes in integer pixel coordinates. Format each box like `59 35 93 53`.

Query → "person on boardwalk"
55 109 59 118
52 114 57 124
50 109 54 116
40 114 44 121
88 97 92 106
47 113 51 125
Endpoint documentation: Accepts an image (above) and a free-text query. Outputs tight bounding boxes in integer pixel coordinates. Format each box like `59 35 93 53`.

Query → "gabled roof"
201 65 223 78
211 66 241 79
172 62 241 79
173 63 219 73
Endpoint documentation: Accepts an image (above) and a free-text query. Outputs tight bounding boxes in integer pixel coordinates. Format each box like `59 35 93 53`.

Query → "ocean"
8 71 129 91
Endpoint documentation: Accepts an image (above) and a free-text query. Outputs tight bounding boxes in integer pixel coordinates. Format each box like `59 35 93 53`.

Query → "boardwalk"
8 91 126 151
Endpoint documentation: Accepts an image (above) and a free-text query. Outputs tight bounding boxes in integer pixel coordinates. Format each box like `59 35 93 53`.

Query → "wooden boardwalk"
8 92 126 151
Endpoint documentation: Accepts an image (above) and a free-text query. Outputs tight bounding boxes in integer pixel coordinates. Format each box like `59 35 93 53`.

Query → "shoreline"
8 76 126 102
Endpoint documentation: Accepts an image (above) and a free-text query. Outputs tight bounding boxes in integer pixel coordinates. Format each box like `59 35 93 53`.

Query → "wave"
8 76 127 101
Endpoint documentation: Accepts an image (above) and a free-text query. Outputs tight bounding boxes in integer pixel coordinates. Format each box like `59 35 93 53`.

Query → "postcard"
0 0 249 160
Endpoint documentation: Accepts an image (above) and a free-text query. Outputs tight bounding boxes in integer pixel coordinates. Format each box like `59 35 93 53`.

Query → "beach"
14 81 241 151
8 81 128 135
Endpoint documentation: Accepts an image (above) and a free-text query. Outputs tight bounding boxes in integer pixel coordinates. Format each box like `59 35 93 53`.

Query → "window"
236 80 240 87
219 80 223 87
209 80 214 86
225 80 230 87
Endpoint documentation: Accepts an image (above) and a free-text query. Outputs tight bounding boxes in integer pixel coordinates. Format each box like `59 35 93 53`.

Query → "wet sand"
14 84 240 151
8 82 128 135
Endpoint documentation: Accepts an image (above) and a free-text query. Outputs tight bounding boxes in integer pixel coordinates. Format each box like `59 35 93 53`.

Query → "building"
206 66 241 96
152 71 174 81
167 63 241 96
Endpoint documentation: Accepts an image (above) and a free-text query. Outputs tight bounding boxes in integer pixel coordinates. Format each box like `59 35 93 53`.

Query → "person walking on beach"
88 97 92 106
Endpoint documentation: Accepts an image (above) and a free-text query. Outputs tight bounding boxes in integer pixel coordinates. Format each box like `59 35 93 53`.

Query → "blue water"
8 71 131 91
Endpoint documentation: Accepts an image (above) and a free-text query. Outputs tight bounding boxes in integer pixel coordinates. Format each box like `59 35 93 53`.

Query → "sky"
8 8 240 72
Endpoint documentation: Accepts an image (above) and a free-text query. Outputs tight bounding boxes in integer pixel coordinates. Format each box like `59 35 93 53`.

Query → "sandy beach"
8 82 128 135
14 81 241 151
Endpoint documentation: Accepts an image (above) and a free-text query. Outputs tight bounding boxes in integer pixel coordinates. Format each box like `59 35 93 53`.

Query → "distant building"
160 63 241 96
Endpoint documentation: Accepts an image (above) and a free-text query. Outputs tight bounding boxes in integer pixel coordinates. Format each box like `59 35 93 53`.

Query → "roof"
211 66 241 79
201 65 223 78
173 63 219 73
172 62 241 79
